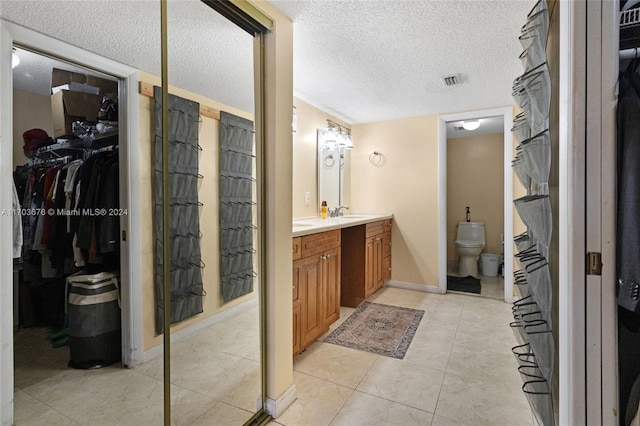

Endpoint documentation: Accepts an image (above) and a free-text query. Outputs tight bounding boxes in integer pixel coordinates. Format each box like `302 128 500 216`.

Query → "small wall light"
462 120 480 131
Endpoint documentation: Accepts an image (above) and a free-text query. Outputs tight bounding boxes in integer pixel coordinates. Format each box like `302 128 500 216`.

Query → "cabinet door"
373 235 384 290
365 236 376 297
297 254 325 347
383 229 391 284
293 303 302 355
322 247 341 328
383 255 391 283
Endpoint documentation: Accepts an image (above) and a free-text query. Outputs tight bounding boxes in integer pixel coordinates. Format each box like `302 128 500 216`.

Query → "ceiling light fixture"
11 48 20 69
462 120 480 131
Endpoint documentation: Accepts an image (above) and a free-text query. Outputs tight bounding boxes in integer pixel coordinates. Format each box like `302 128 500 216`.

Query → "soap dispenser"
321 201 328 219
465 206 470 222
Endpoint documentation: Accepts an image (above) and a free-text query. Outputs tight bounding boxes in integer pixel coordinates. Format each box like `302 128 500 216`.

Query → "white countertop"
292 214 393 237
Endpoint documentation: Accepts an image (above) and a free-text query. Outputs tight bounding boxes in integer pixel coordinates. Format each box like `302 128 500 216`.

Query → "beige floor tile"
479 276 504 300
190 401 255 426
357 357 445 413
368 286 434 309
452 323 517 355
430 413 473 426
402 323 455 371
330 391 434 426
170 352 261 412
444 347 523 390
294 342 377 389
275 372 353 426
135 341 261 412
436 341 532 426
13 328 70 390
189 314 261 362
13 390 74 426
21 366 215 425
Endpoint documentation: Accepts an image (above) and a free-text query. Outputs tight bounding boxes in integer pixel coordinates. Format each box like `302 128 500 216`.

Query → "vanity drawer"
300 230 341 258
293 237 302 260
366 221 386 238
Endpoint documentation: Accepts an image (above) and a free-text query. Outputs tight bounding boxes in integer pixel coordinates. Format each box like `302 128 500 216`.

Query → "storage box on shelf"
50 68 118 137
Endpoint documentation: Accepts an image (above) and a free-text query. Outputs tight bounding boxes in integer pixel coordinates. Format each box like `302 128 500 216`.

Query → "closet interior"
618 2 640 425
12 47 124 385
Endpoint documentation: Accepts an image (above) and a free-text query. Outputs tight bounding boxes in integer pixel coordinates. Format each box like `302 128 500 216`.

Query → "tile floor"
14 287 532 426
447 261 505 300
13 307 262 425
271 287 533 426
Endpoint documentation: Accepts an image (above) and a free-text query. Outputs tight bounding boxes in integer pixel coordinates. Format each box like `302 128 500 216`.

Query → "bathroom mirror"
317 129 350 210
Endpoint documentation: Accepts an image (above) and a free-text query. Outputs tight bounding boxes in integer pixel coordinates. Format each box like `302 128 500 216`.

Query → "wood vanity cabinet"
292 230 341 355
341 219 392 308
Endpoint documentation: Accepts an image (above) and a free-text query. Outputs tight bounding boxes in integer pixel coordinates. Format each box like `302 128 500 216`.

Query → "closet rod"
138 81 221 121
620 47 640 59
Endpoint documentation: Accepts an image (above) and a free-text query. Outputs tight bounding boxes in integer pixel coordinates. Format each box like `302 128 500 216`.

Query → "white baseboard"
386 280 445 294
141 297 258 363
265 383 297 419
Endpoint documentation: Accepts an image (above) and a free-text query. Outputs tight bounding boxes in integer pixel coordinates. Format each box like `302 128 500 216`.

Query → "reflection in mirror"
317 129 351 211
166 1 262 424
5 0 263 423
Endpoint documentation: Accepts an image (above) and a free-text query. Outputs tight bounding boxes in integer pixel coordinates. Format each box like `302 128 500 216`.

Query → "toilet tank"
457 222 486 244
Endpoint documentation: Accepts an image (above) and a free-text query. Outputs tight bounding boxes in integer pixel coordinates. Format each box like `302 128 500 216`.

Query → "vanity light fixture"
318 128 337 151
462 120 480 131
326 119 353 149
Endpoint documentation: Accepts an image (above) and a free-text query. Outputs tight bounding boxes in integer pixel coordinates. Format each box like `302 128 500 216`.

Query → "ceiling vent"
441 74 461 87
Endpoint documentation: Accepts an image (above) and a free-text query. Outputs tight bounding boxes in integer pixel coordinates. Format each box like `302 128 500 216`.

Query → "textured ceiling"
2 0 534 126
2 0 255 113
272 0 535 124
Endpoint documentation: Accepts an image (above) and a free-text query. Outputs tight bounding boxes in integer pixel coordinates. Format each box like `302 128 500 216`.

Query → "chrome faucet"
330 205 349 217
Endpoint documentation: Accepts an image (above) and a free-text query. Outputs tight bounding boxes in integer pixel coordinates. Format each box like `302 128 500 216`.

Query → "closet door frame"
582 1 618 424
559 1 619 424
0 20 143 425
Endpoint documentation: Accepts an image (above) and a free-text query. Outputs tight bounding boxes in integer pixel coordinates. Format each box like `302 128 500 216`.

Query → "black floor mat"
447 275 481 294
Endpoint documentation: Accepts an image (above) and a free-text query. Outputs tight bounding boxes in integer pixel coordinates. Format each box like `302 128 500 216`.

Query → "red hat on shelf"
23 128 54 150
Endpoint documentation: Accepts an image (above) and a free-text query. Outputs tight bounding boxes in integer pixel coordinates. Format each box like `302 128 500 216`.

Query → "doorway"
437 107 514 303
445 115 506 299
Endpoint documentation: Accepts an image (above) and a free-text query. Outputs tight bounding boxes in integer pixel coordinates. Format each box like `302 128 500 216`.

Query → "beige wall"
292 97 351 218
137 71 255 351
12 89 53 167
351 115 440 286
447 133 504 260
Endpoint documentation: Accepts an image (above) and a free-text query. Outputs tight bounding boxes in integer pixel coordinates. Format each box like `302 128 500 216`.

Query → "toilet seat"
455 239 484 248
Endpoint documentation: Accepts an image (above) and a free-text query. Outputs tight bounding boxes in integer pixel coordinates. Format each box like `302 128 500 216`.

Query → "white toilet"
455 222 486 277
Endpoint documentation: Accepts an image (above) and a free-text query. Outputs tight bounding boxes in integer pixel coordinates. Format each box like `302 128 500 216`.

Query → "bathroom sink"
340 215 369 219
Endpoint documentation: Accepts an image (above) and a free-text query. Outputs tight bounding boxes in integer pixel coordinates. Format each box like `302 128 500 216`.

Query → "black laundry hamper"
67 272 121 369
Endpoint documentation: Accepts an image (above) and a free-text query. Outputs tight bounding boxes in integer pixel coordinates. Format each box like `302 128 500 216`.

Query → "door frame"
0 20 143 424
438 106 514 302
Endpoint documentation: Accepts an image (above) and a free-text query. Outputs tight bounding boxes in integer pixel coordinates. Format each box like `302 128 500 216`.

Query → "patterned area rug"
323 302 424 359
